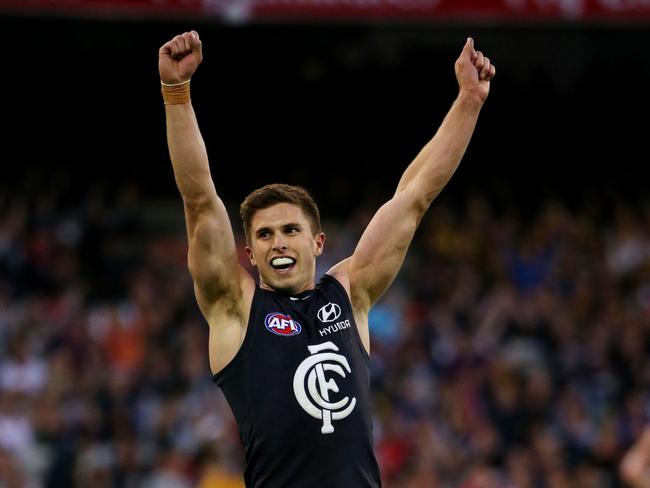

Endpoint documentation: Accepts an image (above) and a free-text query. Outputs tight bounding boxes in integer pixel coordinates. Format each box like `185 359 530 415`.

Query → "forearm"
396 91 483 201
165 102 216 204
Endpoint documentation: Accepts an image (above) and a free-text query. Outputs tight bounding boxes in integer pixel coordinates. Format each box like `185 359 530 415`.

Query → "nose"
272 234 288 250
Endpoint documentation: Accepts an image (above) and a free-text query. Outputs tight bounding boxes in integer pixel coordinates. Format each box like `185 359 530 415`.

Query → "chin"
262 273 300 293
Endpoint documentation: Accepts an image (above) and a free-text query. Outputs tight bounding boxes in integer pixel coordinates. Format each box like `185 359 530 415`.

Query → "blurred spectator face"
0 447 26 488
460 464 502 488
573 463 609 488
547 470 571 488
506 449 535 488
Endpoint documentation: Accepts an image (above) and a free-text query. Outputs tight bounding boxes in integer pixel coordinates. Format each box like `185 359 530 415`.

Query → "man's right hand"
159 31 203 84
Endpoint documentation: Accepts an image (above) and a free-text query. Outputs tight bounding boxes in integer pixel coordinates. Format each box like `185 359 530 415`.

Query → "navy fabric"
213 274 381 488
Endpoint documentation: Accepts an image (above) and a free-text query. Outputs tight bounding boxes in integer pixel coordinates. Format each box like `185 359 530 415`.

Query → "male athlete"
159 30 495 488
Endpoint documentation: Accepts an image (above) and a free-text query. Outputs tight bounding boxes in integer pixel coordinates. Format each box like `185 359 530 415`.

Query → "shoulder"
325 258 371 314
326 258 351 293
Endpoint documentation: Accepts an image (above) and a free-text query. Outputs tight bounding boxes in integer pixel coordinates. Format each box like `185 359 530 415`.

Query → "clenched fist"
455 37 496 103
159 31 203 85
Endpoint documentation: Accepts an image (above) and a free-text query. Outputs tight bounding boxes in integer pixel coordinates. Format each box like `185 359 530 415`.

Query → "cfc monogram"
292 342 356 434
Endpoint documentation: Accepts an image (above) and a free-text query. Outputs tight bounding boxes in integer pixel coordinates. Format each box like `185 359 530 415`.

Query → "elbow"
183 193 218 215
400 184 433 222
390 188 429 228
400 169 452 211
412 196 431 223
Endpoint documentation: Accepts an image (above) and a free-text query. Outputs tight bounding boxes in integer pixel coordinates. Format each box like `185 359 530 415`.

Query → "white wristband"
160 79 191 87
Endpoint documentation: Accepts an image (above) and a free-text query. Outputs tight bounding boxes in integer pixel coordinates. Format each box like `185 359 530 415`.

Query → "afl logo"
317 303 341 323
293 342 356 434
265 313 302 337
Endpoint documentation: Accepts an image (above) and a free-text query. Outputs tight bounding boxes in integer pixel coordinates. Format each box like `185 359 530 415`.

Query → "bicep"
184 193 245 304
348 189 426 307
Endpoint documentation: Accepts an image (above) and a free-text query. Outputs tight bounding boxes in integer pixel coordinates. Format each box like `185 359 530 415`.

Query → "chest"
258 296 355 349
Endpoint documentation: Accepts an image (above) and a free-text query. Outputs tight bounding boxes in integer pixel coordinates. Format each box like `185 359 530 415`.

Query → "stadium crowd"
0 178 649 487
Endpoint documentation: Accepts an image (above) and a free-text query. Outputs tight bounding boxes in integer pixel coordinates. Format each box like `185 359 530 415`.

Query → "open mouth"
271 257 296 272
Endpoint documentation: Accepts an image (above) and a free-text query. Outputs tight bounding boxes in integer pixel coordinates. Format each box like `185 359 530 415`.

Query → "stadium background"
1 2 650 487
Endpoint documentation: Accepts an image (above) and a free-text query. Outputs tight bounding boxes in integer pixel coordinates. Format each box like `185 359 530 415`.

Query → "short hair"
240 184 321 243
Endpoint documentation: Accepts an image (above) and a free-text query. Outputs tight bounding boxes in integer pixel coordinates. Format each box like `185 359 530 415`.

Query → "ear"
314 232 325 257
244 245 257 267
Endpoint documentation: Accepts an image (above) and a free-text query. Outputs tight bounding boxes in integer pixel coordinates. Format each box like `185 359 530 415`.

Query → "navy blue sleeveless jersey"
212 274 381 488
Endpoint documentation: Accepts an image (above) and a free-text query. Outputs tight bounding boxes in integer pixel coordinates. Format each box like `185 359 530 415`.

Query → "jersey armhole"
322 274 371 363
211 285 260 384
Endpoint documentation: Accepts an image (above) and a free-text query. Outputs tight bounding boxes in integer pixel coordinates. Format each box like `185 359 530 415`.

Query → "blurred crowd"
1 179 649 487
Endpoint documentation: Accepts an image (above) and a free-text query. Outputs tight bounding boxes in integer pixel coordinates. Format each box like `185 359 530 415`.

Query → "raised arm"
160 31 253 316
330 38 495 315
395 37 493 198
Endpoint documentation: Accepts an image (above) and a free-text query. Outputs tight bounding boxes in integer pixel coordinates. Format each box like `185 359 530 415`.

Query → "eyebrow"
254 223 302 235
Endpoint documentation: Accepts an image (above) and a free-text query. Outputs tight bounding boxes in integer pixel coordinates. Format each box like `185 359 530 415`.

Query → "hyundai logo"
317 303 342 323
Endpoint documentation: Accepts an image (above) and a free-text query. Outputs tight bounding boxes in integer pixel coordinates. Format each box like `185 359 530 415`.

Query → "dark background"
4 15 649 218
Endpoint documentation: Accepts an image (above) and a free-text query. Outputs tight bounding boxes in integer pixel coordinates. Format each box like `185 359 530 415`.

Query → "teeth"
272 257 295 267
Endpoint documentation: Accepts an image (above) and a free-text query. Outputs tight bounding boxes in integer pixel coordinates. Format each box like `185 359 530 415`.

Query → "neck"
259 279 315 295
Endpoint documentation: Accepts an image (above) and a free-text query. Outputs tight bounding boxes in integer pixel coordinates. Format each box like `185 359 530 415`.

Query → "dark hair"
240 184 321 243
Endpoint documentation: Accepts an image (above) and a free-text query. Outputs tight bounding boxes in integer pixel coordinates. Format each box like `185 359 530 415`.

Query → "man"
159 30 495 488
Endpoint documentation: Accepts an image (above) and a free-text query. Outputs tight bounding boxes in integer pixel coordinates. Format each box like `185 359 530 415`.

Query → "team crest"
265 312 302 337
293 341 356 434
